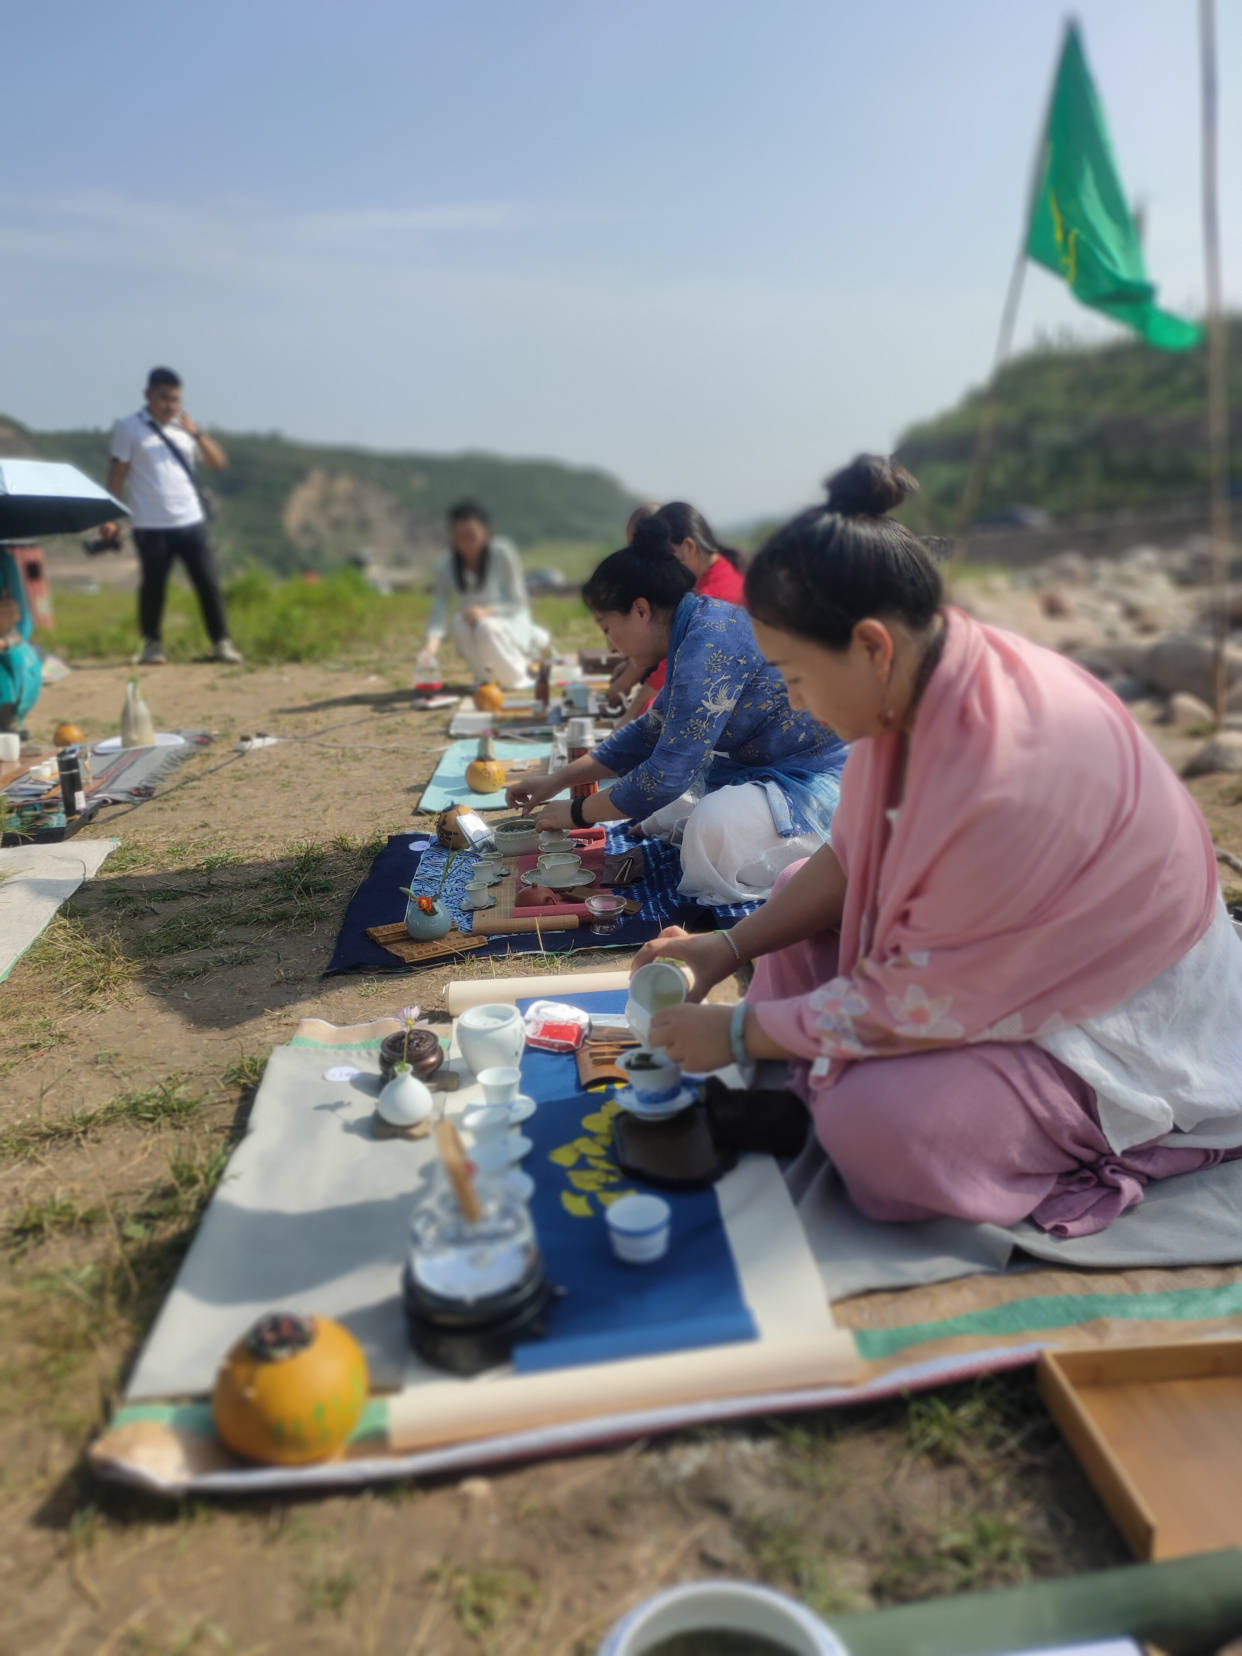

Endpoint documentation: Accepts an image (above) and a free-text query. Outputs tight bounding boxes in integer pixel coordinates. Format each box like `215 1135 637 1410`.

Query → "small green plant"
301 1559 360 1619
7 1193 103 1254
220 1053 267 1091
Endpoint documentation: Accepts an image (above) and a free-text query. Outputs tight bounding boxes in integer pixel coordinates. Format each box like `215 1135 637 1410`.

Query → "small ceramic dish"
520 868 596 890
538 832 576 852
611 1082 698 1121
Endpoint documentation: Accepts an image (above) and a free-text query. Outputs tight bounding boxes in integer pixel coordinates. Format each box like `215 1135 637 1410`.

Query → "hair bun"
824 454 917 518
630 512 676 556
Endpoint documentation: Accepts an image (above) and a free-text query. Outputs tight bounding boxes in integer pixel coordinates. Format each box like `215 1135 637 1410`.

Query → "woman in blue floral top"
506 540 847 901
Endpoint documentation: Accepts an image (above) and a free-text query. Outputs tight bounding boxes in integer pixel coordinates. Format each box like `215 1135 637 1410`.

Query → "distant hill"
0 416 640 573
894 319 1242 533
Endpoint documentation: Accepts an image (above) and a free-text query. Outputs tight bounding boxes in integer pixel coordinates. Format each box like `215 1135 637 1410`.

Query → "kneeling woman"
506 541 847 902
637 455 1242 1237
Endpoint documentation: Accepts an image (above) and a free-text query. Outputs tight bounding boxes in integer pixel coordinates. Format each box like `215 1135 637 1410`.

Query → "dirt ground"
2 630 1241 1656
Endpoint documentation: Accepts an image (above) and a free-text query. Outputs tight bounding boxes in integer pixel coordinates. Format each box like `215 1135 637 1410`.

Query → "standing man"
100 367 242 664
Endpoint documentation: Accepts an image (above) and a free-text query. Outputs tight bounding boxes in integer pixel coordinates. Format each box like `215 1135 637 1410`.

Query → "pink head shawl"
807 607 1218 1079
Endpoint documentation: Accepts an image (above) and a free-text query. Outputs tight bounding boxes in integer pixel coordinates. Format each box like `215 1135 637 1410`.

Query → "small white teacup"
606 1194 671 1265
477 1066 521 1107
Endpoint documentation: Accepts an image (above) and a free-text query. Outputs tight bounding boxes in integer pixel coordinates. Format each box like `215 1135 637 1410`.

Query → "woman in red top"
629 503 746 708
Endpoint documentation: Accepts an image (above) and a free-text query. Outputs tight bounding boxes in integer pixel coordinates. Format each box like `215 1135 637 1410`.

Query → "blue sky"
3 0 1238 523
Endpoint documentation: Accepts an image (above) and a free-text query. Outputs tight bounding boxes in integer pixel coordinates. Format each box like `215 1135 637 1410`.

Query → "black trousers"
134 522 228 644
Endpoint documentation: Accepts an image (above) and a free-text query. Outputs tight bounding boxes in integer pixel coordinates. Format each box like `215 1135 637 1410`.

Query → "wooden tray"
1038 1340 1242 1559
365 923 489 966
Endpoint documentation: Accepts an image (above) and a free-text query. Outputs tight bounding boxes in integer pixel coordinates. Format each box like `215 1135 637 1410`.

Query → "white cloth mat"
0 837 118 984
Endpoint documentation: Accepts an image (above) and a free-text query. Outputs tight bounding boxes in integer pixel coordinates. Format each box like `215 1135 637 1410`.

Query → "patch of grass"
743 1515 869 1619
769 1418 840 1495
161 958 219 982
0 1077 204 1160
106 1077 206 1128
101 839 157 872
875 1510 1034 1602
133 904 242 959
24 914 134 1005
301 1559 360 1619
903 1378 1050 1477
439 1564 537 1641
220 1053 267 1091
121 1142 232 1239
7 1193 103 1254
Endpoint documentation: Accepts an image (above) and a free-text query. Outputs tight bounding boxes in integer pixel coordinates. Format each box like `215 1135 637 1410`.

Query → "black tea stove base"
612 1102 737 1190
401 1258 557 1376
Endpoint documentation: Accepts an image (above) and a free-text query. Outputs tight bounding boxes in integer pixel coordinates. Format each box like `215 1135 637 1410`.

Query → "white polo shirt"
110 410 204 531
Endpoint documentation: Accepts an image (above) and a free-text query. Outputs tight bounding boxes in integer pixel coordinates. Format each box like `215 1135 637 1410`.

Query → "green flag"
1027 23 1202 350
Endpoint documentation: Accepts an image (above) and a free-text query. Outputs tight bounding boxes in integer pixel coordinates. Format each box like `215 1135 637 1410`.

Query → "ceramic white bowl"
606 1194 671 1265
597 1580 846 1656
538 832 576 852
495 822 538 855
457 1003 526 1076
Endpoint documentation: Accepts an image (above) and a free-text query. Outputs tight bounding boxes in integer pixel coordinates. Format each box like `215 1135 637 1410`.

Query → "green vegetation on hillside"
4 416 638 575
895 318 1242 531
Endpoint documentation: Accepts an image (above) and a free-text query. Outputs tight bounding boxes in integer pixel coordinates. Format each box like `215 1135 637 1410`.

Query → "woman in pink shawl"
636 455 1242 1238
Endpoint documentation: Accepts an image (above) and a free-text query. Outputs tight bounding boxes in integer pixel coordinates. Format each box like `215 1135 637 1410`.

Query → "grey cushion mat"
786 1140 1242 1302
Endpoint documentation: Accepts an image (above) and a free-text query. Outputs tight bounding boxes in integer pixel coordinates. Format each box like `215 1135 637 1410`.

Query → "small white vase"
377 1065 434 1130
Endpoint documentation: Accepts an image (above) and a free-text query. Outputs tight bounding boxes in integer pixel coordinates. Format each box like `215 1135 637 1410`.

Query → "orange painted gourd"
465 734 506 793
472 681 505 712
212 1312 369 1465
53 723 85 747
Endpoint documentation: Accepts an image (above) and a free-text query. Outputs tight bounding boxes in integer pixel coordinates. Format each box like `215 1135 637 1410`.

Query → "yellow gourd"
472 681 505 712
465 734 506 793
212 1312 368 1465
53 723 85 747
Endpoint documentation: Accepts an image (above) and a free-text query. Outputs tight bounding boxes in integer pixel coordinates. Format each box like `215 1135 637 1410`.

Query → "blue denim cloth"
593 593 847 829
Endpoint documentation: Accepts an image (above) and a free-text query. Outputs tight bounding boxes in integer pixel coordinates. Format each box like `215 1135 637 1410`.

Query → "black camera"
82 531 122 557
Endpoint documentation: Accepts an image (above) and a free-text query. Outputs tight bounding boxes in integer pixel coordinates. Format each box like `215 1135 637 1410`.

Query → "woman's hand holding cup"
630 927 739 1004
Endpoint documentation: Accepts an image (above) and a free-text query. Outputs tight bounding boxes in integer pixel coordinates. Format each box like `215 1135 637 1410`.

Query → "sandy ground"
0 630 1238 1654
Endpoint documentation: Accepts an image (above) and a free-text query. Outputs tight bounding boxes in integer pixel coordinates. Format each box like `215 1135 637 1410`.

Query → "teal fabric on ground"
854 1279 1242 1360
418 739 559 812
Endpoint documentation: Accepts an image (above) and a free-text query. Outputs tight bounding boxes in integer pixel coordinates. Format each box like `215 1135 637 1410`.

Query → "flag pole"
1199 0 1232 728
950 20 1072 569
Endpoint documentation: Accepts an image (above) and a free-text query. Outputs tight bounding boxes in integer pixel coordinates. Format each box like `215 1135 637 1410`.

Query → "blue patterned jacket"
593 594 847 832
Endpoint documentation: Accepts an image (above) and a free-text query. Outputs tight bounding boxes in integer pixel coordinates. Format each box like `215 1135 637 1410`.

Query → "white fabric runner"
0 837 117 984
